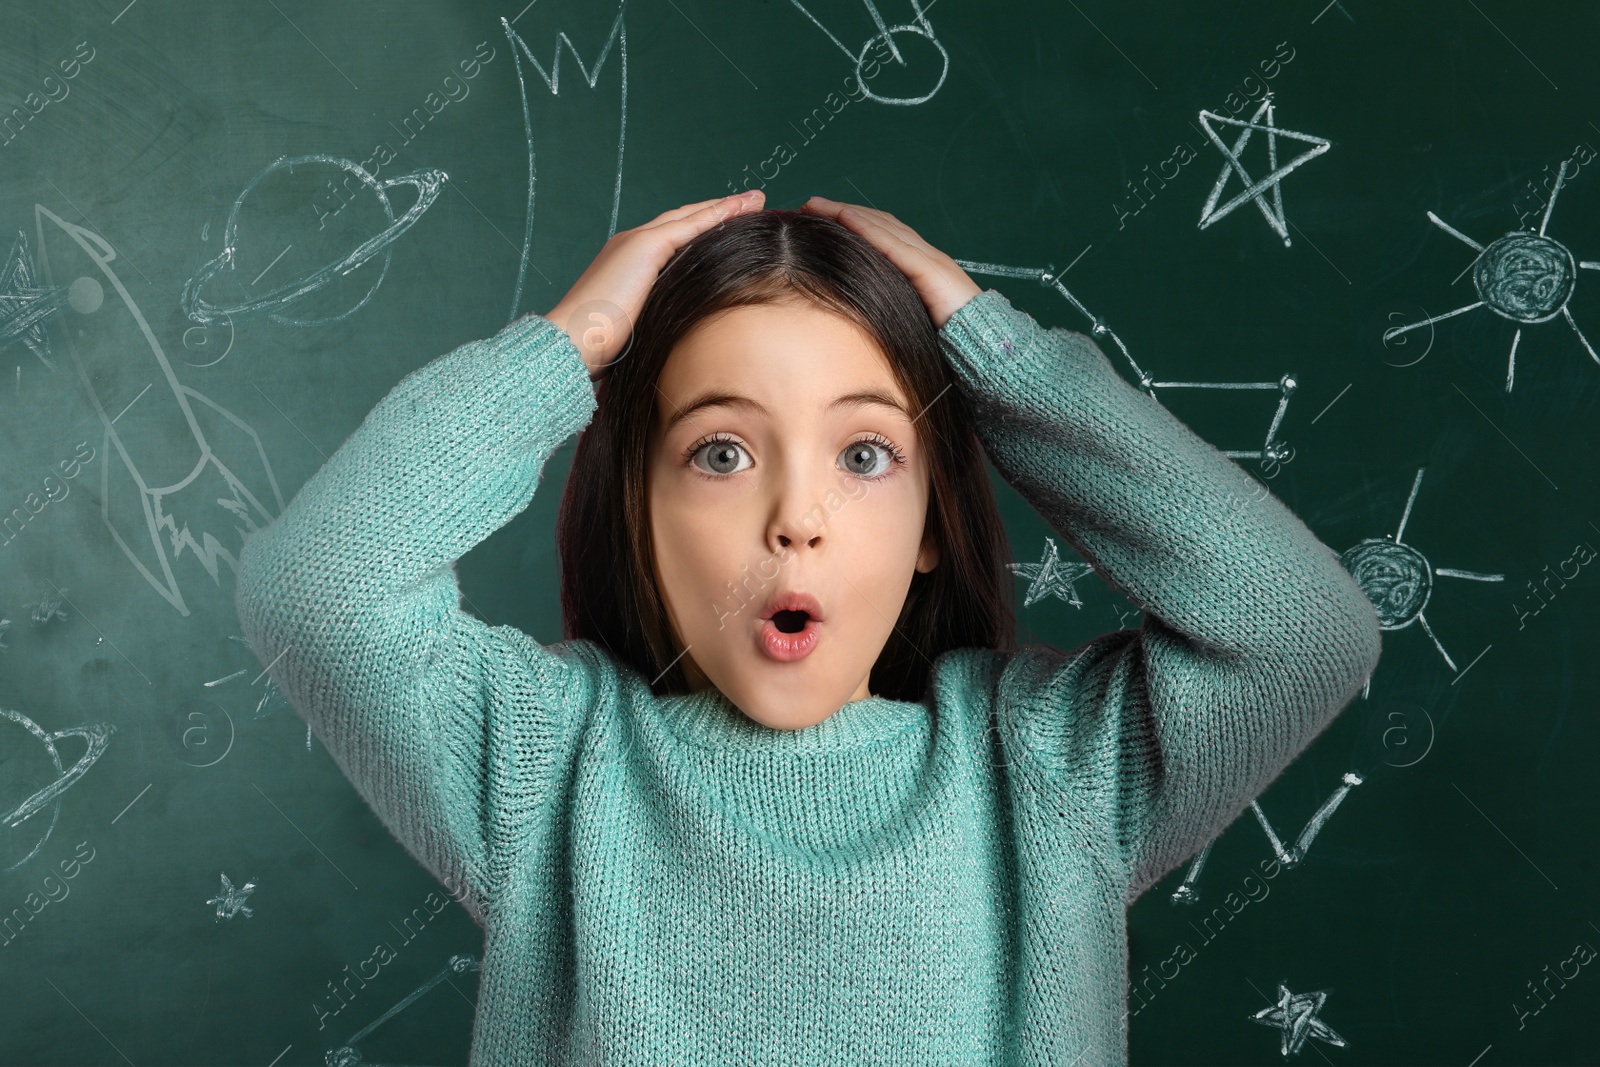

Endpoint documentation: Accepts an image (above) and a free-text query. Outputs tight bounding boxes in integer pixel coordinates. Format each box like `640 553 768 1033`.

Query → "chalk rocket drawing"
1170 772 1362 906
34 203 286 617
1339 466 1502 688
207 872 256 920
1 707 115 872
1197 92 1331 248
1382 157 1599 393
787 0 949 105
324 954 482 1067
0 230 70 372
501 4 628 324
181 155 446 328
1248 983 1348 1057
956 258 1297 461
1009 536 1097 609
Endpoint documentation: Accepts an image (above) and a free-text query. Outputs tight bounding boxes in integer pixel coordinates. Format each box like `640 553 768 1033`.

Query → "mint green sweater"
234 289 1381 1066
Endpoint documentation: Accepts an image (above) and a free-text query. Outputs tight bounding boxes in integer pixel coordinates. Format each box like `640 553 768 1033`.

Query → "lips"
759 590 825 628
757 590 824 662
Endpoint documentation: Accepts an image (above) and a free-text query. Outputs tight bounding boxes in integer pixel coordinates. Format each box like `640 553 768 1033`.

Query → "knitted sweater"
234 288 1382 1067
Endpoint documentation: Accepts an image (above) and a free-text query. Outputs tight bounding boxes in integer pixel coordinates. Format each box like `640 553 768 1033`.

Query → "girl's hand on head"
543 190 766 379
799 196 981 329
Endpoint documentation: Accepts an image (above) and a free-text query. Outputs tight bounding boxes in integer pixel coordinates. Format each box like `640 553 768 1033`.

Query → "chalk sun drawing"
0 230 71 373
501 5 628 324
1382 157 1600 393
324 954 482 1067
1009 536 1096 609
956 258 1297 461
34 202 286 617
1 707 115 872
787 0 948 105
1340 466 1502 688
181 155 446 327
1170 772 1362 906
1197 91 1331 248
1248 983 1348 1058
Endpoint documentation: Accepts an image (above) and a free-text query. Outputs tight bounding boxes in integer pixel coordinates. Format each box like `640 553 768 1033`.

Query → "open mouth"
758 610 820 661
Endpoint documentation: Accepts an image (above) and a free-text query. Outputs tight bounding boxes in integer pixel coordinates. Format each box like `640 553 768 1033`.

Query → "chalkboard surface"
2 2 1597 1064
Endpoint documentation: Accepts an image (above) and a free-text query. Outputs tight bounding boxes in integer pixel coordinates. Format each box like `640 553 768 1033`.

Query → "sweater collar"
656 684 927 754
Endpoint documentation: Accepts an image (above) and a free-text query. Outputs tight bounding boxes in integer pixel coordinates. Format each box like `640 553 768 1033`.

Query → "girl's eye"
838 434 906 479
686 434 752 477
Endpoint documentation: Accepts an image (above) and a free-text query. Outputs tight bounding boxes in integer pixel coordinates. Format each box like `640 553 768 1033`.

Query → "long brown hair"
555 208 1016 701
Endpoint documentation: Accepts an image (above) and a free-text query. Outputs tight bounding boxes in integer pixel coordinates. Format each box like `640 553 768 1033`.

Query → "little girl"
235 190 1381 1066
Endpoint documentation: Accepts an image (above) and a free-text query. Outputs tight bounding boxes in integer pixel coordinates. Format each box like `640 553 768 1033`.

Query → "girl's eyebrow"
663 389 911 434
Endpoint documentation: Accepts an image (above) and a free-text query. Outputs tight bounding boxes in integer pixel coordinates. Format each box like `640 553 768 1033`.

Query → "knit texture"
234 289 1382 1067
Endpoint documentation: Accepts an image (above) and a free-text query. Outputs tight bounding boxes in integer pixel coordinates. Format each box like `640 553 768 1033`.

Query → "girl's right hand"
543 190 766 379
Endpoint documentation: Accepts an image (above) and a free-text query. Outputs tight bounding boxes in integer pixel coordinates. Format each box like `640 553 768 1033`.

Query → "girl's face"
645 297 940 730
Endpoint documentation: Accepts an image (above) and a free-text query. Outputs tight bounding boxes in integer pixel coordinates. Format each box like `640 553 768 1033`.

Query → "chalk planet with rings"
1 707 115 872
180 154 447 328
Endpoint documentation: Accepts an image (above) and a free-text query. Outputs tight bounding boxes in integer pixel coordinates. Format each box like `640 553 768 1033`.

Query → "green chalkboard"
1 1 1597 1064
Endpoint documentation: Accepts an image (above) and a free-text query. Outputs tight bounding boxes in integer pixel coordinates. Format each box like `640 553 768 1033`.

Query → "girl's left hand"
799 196 981 330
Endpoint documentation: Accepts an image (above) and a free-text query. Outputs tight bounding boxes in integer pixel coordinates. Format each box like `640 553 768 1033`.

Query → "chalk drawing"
1382 157 1600 393
1197 92 1331 247
1 707 115 872
34 203 286 617
501 6 628 324
1339 466 1502 685
207 872 256 921
1009 536 1097 609
787 0 949 105
324 954 482 1067
1171 772 1362 905
1248 983 1348 1057
181 155 446 327
0 230 70 373
956 259 1297 461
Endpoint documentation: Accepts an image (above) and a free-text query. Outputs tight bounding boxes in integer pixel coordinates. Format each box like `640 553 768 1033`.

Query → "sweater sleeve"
936 289 1382 904
233 312 603 925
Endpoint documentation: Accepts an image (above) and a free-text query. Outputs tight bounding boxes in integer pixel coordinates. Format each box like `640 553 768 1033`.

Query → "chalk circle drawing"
1 707 115 872
324 954 482 1067
1009 536 1096 609
1170 772 1361 906
957 258 1297 461
1248 983 1348 1058
1361 699 1435 769
207 871 256 920
1339 466 1502 688
501 7 628 325
181 155 447 328
167 698 236 769
1197 91 1331 248
34 202 287 617
788 0 948 105
1383 157 1600 392
1 229 71 372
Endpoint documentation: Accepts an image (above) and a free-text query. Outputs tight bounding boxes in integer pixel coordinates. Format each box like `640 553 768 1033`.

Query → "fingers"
648 190 765 228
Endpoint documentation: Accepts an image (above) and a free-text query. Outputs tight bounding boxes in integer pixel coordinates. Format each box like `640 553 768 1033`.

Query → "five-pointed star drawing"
1248 983 1348 1058
0 230 69 370
1008 537 1097 609
1197 92 1332 248
207 872 257 921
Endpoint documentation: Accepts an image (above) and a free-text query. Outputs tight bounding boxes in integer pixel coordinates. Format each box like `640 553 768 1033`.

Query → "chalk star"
1198 93 1331 248
1008 537 1096 609
1248 983 1348 1058
207 872 257 921
0 230 69 369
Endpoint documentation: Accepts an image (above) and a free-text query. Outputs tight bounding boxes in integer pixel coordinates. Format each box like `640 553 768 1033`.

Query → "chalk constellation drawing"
1382 157 1599 393
1 707 115 872
787 0 948 105
324 954 482 1067
0 230 71 372
1009 536 1097 609
1339 466 1502 688
1248 983 1348 1058
33 203 286 617
956 258 1297 461
1197 91 1331 248
501 5 628 324
1170 772 1362 906
181 155 446 327
207 871 256 920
